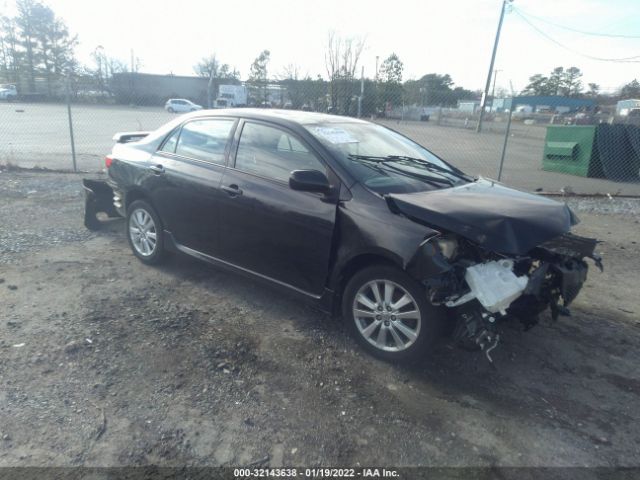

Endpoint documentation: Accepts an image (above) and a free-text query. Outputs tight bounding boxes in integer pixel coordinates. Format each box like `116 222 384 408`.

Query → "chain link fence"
1 73 639 196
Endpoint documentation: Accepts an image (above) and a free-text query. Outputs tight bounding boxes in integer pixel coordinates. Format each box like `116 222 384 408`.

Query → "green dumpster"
542 125 599 177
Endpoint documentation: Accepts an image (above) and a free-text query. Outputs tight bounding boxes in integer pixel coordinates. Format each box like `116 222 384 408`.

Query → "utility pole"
357 65 364 118
497 107 513 180
477 0 512 133
374 55 380 117
130 49 135 102
490 69 501 112
375 56 379 82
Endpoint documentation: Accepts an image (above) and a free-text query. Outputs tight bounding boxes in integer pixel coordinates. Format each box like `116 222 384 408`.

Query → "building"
110 72 286 107
492 96 596 114
457 101 481 113
111 73 209 105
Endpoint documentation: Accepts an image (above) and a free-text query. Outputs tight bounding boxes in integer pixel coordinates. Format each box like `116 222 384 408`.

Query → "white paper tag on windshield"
312 127 359 144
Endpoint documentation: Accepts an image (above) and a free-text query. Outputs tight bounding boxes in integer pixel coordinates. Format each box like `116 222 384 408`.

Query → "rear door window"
174 119 235 164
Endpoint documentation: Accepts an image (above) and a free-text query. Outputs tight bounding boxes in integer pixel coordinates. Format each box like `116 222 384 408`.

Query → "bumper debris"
82 179 121 230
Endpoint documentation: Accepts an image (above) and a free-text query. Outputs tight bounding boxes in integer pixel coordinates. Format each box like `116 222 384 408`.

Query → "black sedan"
84 109 601 362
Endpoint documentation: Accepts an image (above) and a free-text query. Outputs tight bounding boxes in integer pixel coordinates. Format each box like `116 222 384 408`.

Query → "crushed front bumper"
426 232 602 359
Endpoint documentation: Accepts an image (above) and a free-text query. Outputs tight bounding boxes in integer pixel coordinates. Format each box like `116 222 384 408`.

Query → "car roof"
183 108 370 127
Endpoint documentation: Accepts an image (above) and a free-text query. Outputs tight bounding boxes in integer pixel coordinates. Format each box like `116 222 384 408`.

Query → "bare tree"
279 63 299 81
325 31 365 80
278 63 303 108
91 46 127 94
324 31 365 113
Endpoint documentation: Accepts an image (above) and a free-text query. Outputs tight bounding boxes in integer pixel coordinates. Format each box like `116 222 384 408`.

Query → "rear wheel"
126 200 166 265
342 265 443 362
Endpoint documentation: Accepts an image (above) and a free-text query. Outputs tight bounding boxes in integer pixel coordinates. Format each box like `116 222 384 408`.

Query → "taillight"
105 155 113 168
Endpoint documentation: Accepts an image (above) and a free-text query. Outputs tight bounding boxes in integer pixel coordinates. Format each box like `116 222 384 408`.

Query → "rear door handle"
221 184 243 196
149 164 165 175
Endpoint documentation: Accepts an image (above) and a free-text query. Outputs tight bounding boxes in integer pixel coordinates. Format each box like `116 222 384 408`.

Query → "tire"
167 107 175 113
342 265 443 362
190 108 196 112
126 200 167 265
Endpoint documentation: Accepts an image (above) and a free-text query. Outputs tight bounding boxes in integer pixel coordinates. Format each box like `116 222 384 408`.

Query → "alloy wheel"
352 280 422 352
128 208 157 257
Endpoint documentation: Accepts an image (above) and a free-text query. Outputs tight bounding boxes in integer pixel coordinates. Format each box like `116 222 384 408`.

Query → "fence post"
497 109 512 181
357 66 364 118
65 76 77 172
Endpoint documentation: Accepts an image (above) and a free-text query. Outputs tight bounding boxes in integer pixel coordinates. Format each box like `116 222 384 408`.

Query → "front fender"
327 194 441 290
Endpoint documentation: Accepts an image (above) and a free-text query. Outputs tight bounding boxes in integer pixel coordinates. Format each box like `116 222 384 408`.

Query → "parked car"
0 84 17 101
164 98 202 113
83 110 601 362
563 112 595 125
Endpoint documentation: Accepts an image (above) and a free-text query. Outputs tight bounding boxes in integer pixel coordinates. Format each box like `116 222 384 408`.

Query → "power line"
514 7 640 39
513 9 640 63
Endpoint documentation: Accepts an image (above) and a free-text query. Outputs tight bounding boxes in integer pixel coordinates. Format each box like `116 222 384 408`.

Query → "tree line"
194 34 478 115
1 0 639 110
522 66 640 102
0 0 78 96
0 0 133 98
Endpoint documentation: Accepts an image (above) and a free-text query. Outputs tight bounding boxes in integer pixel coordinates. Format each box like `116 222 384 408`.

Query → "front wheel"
126 200 167 265
167 107 175 113
342 265 443 362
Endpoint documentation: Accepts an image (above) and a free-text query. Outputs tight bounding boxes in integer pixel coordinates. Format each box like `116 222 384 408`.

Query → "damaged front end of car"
388 180 603 362
417 232 602 362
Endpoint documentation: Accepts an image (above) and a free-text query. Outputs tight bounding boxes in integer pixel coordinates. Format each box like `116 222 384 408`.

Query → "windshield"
306 122 467 194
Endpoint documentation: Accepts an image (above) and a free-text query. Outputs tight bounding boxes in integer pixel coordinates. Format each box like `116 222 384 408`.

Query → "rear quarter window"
159 129 180 153
174 119 234 164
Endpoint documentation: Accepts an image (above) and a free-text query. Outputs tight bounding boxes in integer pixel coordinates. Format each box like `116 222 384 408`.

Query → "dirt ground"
1 170 639 469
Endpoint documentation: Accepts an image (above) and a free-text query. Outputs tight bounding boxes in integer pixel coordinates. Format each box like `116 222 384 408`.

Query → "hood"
387 179 578 255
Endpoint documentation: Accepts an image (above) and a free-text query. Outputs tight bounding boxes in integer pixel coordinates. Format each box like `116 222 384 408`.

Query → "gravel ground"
1 170 640 469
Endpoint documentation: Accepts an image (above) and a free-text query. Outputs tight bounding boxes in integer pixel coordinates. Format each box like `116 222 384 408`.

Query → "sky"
3 0 639 93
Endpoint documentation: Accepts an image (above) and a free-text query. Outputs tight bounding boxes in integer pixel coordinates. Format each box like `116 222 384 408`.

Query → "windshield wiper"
347 154 472 182
351 158 453 187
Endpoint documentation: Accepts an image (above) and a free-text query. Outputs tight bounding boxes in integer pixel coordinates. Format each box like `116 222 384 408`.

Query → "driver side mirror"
289 169 330 193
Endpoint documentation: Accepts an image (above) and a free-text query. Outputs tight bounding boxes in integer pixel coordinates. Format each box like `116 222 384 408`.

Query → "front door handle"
149 164 165 175
221 184 243 197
